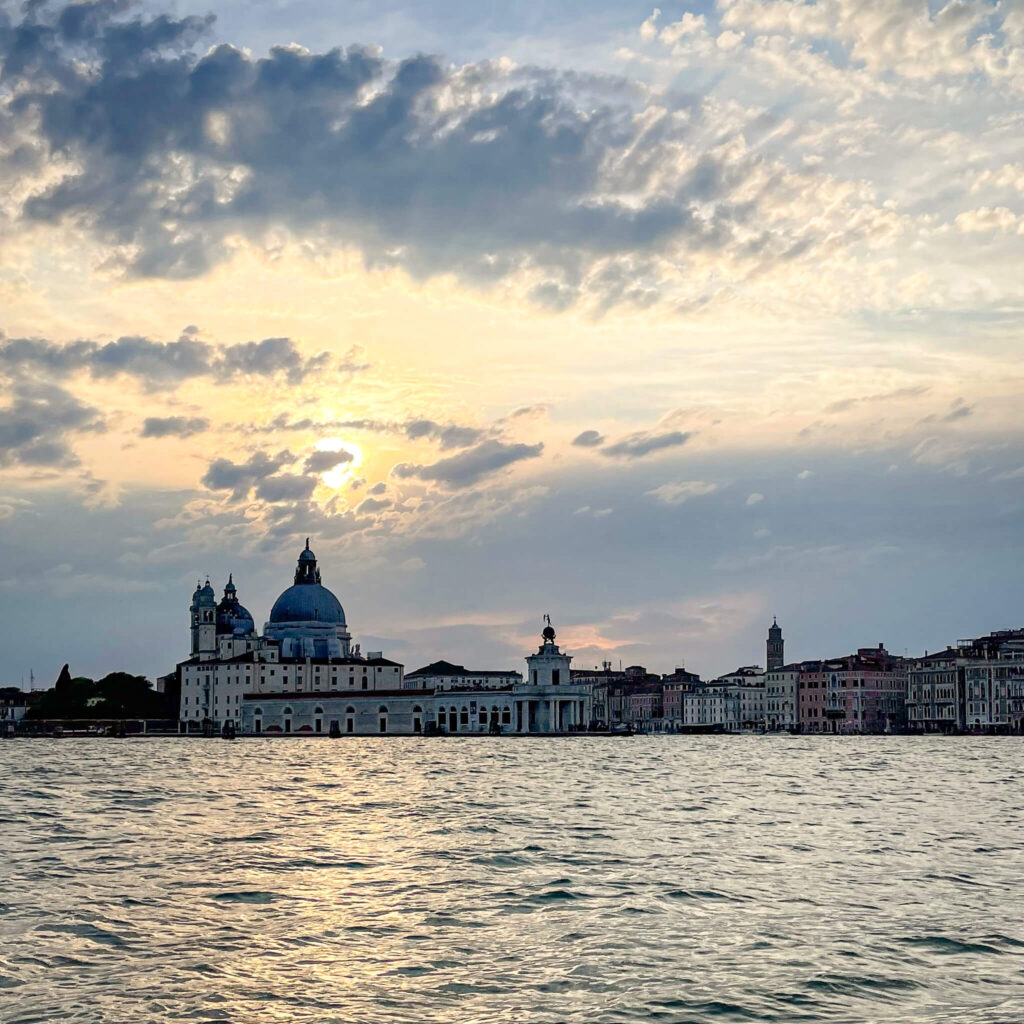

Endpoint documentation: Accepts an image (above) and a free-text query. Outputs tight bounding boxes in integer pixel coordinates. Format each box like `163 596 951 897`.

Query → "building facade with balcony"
906 648 962 732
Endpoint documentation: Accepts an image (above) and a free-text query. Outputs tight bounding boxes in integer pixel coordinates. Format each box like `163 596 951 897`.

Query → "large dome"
269 583 346 625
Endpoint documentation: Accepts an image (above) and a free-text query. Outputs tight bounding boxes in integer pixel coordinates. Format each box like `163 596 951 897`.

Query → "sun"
315 438 363 489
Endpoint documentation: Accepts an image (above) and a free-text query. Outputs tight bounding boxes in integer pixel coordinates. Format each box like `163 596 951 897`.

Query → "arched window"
345 706 355 714
378 705 388 734
412 705 422 713
502 706 511 724
253 707 263 716
314 706 324 714
460 706 469 726
283 706 293 715
378 705 388 714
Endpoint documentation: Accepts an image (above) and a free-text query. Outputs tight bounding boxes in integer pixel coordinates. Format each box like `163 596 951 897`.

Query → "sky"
1 0 1023 687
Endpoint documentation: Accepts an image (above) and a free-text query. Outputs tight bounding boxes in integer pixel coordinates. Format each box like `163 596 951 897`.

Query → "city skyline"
2 0 1024 685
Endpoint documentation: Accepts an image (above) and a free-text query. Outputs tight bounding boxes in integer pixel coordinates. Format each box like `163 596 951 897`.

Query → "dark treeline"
20 665 171 720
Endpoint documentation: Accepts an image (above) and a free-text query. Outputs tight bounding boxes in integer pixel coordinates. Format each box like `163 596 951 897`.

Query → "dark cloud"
0 330 341 388
201 450 294 500
0 380 104 468
0 2 773 309
304 449 355 473
219 337 330 386
366 481 387 495
392 439 544 488
403 419 488 450
601 430 691 459
241 413 487 450
140 415 209 438
254 473 318 503
572 429 604 447
944 400 972 422
355 495 392 514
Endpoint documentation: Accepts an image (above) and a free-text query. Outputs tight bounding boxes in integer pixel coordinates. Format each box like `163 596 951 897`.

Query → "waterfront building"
765 665 801 731
681 685 740 731
177 541 404 733
626 687 665 733
583 664 661 730
661 666 702 730
714 666 766 730
517 618 591 732
249 618 590 736
571 663 625 726
906 648 962 732
799 646 906 734
958 629 1024 732
404 661 522 691
175 542 591 735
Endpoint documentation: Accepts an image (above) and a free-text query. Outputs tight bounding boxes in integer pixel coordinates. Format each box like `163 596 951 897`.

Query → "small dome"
542 624 557 641
217 600 255 636
269 584 346 626
191 580 217 610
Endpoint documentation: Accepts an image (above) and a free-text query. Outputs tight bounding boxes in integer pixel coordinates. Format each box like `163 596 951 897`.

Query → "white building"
765 667 800 731
404 660 522 691
960 630 1024 731
714 666 766 730
682 686 740 731
178 541 403 733
177 542 591 736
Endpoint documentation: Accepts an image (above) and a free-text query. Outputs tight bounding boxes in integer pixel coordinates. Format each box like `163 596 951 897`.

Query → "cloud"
217 337 330 385
366 481 387 495
943 399 973 423
392 439 544 488
602 430 691 459
201 450 294 500
572 429 605 448
304 449 355 474
745 492 764 506
0 331 342 389
140 416 209 438
254 474 318 503
355 496 392 515
403 419 488 450
0 1 854 313
0 380 104 469
646 480 718 504
797 469 814 480
825 386 931 415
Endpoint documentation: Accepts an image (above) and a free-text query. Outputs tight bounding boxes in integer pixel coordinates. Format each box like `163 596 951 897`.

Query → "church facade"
177 541 592 735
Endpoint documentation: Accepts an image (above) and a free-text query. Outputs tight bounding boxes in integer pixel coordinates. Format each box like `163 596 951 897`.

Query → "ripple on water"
1 736 1022 1024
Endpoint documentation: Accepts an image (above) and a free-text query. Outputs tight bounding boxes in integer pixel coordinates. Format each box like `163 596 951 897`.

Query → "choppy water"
1 737 1022 1024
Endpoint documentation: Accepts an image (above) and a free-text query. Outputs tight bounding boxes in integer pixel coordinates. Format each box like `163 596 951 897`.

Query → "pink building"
800 647 906 734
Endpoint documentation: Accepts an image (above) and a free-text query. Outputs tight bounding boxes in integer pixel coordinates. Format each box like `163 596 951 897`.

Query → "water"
1 737 1022 1024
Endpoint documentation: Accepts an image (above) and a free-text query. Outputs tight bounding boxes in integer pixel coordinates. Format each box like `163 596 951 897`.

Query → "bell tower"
190 579 217 657
767 617 784 671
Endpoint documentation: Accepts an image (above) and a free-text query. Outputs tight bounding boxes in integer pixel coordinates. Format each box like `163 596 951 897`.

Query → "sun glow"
315 438 363 489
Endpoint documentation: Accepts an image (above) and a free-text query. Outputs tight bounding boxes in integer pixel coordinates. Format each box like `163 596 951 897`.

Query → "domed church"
177 539 403 733
263 540 351 658
175 540 592 737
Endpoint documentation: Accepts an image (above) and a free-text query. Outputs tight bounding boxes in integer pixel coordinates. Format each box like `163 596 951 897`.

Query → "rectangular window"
552 669 560 685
